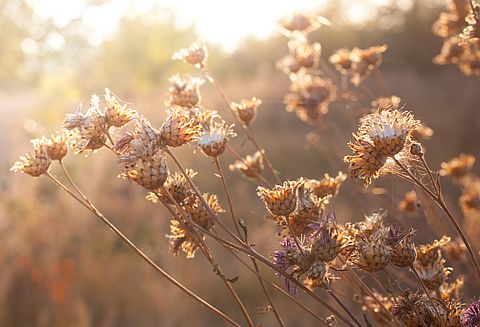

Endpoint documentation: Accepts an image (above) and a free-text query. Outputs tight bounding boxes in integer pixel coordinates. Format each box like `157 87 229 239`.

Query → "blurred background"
1 0 480 326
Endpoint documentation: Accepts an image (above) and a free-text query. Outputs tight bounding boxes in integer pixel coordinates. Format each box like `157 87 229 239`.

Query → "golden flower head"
358 108 420 157
158 169 197 205
304 172 347 199
197 117 236 157
414 236 452 289
354 232 390 272
184 193 224 229
104 88 136 128
440 153 475 178
167 219 202 259
329 48 352 74
166 75 203 108
231 97 261 126
172 41 208 68
159 108 202 147
257 180 301 216
229 150 264 178
46 129 69 161
344 135 386 187
311 222 350 262
392 290 434 326
386 225 416 267
122 152 168 190
11 138 51 177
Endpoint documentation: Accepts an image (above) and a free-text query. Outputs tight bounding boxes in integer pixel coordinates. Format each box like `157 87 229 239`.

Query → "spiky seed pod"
166 75 203 108
304 172 347 199
124 154 168 190
197 120 236 157
257 181 300 216
104 88 136 128
344 135 386 186
304 260 328 289
430 299 463 327
159 169 197 204
415 236 450 266
167 219 201 259
388 234 416 268
11 138 51 177
231 97 261 126
355 235 390 272
358 108 420 157
159 109 202 147
311 224 349 262
392 290 434 327
461 299 480 327
440 153 475 178
46 130 69 161
229 150 264 178
414 237 452 290
172 41 208 68
184 193 224 228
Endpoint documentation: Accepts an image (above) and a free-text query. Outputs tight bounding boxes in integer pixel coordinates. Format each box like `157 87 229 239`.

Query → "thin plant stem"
45 172 240 327
159 188 255 327
285 217 306 256
213 156 285 327
393 157 480 281
410 265 445 327
326 287 363 327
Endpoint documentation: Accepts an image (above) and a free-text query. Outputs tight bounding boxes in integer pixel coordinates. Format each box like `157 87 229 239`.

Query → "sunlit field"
3 0 480 326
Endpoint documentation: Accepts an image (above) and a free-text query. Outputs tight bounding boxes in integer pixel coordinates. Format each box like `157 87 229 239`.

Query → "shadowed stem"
409 265 446 327
203 66 282 184
45 172 240 327
326 287 363 327
158 189 255 327
393 157 480 281
213 155 285 327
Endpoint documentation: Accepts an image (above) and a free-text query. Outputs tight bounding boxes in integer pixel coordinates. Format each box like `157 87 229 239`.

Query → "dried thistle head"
311 222 350 262
104 88 136 128
46 130 69 161
229 150 264 178
304 172 347 199
196 115 236 157
167 219 202 258
460 183 480 214
434 36 469 65
344 135 386 187
386 225 416 267
184 193 224 229
231 97 261 126
159 108 202 147
414 236 452 289
392 290 434 326
329 48 352 74
257 180 301 216
461 299 480 327
432 299 463 327
166 75 203 108
157 169 197 205
398 190 420 214
352 44 388 69
353 231 390 272
461 5 480 40
122 153 168 191
303 260 329 289
277 39 321 74
11 138 51 177
172 41 208 68
358 108 420 157
280 12 321 35
440 153 475 178
439 277 464 300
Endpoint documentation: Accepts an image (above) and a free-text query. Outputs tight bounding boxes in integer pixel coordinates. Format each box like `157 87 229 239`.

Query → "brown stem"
326 287 363 327
45 172 240 327
393 157 480 281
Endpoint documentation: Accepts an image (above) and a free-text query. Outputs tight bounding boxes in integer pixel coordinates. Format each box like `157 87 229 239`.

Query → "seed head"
159 108 202 147
280 12 321 35
168 219 202 258
304 172 347 199
414 236 452 289
229 150 264 178
398 190 420 214
184 193 224 228
392 290 434 326
461 299 480 327
329 48 352 74
386 226 416 267
166 75 203 108
197 118 236 157
434 36 469 65
304 260 329 289
311 223 350 262
104 88 136 128
354 232 390 272
158 169 197 205
123 153 168 190
172 41 208 68
11 138 51 177
257 180 301 216
231 97 261 126
46 130 69 161
440 153 475 178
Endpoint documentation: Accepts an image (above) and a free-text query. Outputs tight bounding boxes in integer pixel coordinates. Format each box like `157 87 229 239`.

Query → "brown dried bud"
410 143 423 157
124 154 168 190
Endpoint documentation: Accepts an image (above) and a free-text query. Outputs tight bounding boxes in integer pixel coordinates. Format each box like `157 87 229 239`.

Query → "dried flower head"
168 219 202 258
386 225 416 267
461 5 480 40
354 232 390 272
280 13 321 35
439 277 464 300
104 88 136 128
461 299 480 327
460 183 480 214
411 123 434 140
352 44 388 69
278 39 321 74
231 97 261 126
329 48 352 74
432 299 463 327
46 130 69 161
257 180 301 216
197 117 236 157
311 222 350 262
11 138 51 177
440 153 475 178
434 36 469 65
229 151 264 178
159 108 202 147
184 193 224 229
157 169 197 205
166 75 203 108
358 108 420 157
172 41 208 68
398 190 420 214
344 135 386 186
122 153 168 190
303 260 329 289
414 236 452 289
304 172 347 199
392 290 434 326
